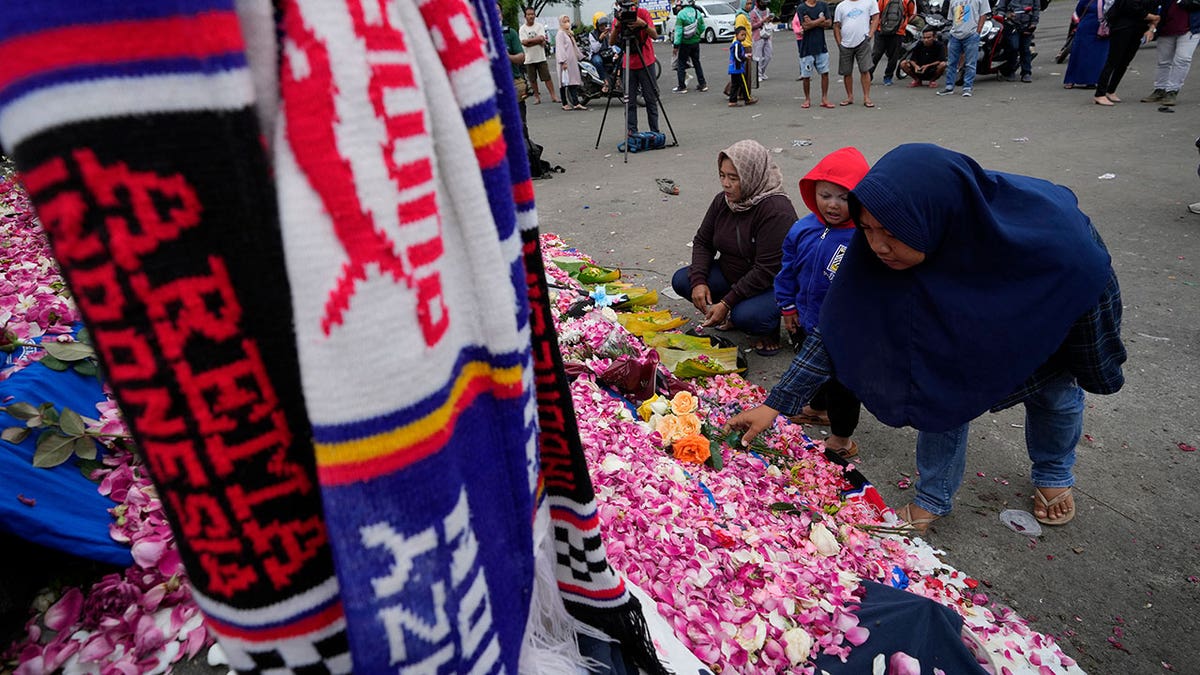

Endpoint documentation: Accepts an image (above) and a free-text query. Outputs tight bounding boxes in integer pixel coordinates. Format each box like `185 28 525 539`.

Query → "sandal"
574 104 588 110
824 439 859 460
787 410 831 426
820 101 836 108
533 94 542 105
753 341 781 356
839 99 853 106
562 105 572 111
1032 486 1076 526
801 100 811 108
656 178 680 195
898 504 940 535
863 100 875 108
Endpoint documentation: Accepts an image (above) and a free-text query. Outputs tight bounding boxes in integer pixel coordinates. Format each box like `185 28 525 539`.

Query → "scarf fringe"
520 510 598 674
568 599 673 675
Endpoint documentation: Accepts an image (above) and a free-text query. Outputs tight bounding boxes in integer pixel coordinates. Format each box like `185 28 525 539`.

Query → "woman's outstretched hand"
691 284 712 313
725 404 780 445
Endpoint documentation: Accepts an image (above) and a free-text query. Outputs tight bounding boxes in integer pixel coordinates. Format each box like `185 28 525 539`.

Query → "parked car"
696 0 738 42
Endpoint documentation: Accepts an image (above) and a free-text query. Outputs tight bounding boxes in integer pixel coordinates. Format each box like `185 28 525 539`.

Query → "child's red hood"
799 147 870 227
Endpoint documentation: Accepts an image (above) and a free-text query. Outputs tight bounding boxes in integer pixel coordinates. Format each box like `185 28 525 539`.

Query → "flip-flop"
864 101 875 108
820 102 836 108
824 439 859 461
656 178 680 195
787 411 831 426
1032 486 1076 525
839 99 853 106
574 104 589 110
898 504 940 535
801 101 811 108
753 342 781 356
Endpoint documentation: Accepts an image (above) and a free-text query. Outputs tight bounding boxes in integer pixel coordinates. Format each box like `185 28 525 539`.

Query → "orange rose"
676 412 702 437
656 414 685 444
670 391 698 415
672 433 712 464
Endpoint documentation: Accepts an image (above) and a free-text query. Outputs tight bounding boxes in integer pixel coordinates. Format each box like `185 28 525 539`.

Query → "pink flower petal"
43 587 83 632
846 626 871 646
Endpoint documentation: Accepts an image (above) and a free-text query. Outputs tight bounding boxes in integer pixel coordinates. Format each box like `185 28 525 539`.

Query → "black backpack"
527 139 565 179
880 0 905 33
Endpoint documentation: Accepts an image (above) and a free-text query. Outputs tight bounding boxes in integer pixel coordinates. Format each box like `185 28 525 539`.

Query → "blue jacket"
775 215 855 332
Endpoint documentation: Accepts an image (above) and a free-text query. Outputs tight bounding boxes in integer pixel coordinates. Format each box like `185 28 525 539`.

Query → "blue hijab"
819 144 1113 432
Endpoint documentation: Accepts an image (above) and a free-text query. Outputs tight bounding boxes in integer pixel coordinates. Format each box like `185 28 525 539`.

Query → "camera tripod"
593 23 678 163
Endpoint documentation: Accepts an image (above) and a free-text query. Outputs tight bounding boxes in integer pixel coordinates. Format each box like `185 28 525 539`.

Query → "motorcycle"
577 40 662 107
977 8 1037 79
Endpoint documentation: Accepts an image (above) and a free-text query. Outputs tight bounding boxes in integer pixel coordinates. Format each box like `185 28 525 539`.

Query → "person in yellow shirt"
735 0 754 49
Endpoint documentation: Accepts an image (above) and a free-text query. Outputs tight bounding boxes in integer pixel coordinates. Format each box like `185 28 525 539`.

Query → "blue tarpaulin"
0 358 132 567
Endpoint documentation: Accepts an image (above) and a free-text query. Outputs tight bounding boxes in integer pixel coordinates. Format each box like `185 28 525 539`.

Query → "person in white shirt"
519 6 560 104
833 0 880 106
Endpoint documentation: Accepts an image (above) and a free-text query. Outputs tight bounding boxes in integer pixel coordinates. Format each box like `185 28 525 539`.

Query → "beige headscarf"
718 139 787 212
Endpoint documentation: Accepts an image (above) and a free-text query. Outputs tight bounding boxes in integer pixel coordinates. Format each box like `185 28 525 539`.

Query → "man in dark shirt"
611 0 661 136
797 0 834 107
900 27 947 86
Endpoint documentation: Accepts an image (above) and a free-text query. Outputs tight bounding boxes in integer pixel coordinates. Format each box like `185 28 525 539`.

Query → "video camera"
617 0 639 24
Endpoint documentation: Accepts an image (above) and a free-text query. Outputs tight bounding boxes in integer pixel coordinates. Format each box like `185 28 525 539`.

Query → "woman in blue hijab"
728 144 1126 532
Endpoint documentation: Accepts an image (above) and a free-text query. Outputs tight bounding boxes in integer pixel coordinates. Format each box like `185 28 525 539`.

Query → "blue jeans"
913 372 1085 516
945 32 980 90
1004 29 1034 77
671 266 780 336
590 53 608 81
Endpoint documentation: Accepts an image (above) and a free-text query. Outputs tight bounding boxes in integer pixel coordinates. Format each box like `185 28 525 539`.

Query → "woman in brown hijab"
671 140 798 355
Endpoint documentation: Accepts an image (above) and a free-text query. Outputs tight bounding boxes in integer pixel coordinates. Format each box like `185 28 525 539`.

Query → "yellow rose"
672 433 712 464
655 414 685 444
676 412 702 437
670 390 698 415
636 395 662 422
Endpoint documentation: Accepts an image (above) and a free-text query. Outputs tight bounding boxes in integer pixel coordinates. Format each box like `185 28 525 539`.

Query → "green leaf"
72 435 98 460
1 427 31 444
38 354 69 371
72 360 98 377
1 402 41 421
59 408 85 436
705 446 724 471
40 406 59 425
41 341 95 362
76 327 91 345
78 458 104 480
33 432 76 468
768 501 798 513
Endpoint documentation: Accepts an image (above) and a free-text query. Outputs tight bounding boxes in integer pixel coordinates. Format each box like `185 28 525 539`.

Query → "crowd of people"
662 139 1128 535
507 0 1196 113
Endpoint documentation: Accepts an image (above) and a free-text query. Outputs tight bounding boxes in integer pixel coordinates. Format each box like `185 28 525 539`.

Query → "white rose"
809 522 840 557
782 627 813 665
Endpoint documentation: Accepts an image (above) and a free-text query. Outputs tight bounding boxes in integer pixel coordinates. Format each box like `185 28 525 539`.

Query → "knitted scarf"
0 2 349 671
0 0 667 672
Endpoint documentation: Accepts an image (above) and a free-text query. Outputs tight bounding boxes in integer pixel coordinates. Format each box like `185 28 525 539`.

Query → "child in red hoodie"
775 147 870 459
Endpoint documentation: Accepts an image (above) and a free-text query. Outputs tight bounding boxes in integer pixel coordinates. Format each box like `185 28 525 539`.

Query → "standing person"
557 15 588 109
995 0 1040 82
1094 0 1159 104
792 8 806 78
834 0 881 106
610 0 662 138
672 140 797 356
729 26 758 103
901 26 949 86
502 3 530 128
775 147 871 459
1064 0 1110 88
937 0 990 96
1140 0 1199 105
673 0 709 93
736 0 755 50
520 6 559 104
728 143 1127 534
797 0 836 107
1191 134 1200 214
871 0 917 86
751 0 777 79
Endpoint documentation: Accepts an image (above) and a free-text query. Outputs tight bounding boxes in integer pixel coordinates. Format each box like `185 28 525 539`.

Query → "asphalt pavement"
525 5 1199 672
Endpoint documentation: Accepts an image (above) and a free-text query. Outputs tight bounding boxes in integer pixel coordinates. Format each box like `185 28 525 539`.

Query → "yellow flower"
669 390 698 415
672 433 712 464
637 395 661 422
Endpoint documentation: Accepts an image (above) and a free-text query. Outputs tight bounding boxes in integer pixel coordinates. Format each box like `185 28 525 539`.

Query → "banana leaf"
552 258 586 275
643 332 715 351
655 346 743 377
616 310 687 335
576 264 621 284
615 290 658 309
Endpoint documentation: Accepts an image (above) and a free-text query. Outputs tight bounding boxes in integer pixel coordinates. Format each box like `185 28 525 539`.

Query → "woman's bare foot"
1032 486 1076 525
1106 93 1122 102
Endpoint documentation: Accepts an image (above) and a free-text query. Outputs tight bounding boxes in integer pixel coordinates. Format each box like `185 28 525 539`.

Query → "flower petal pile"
543 233 1086 674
